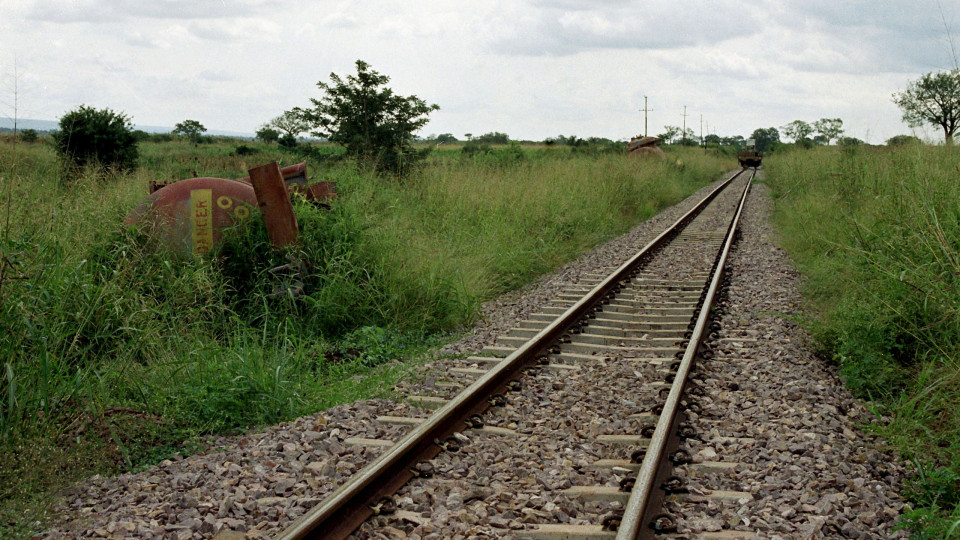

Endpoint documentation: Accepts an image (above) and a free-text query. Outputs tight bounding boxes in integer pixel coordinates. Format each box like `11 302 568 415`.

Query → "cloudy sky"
1 0 958 143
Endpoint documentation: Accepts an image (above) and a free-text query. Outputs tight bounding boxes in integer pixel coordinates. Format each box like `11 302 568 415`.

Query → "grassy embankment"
0 137 733 536
765 144 960 538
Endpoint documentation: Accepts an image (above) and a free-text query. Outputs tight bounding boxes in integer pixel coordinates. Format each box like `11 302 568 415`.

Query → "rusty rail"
273 170 747 540
616 170 754 539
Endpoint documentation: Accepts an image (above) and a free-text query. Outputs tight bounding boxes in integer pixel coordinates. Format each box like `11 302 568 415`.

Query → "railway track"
272 169 755 539
45 169 908 539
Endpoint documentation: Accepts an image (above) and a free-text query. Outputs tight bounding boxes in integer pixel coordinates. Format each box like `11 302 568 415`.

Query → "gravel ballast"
43 171 907 539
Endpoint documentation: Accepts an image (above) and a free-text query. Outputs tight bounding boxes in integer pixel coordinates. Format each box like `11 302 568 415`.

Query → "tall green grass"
765 144 960 538
0 139 732 537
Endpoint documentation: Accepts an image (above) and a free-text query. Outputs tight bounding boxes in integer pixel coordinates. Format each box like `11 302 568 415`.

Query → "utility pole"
681 105 688 145
700 114 703 148
639 96 653 137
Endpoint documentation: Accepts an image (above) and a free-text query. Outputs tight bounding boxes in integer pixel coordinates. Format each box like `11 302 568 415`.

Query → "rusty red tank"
124 177 258 255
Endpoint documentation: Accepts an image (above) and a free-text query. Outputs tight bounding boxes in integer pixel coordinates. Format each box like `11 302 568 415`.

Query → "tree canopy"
255 125 280 143
52 105 138 173
781 120 814 142
657 126 680 144
887 134 923 146
172 119 207 142
294 60 439 174
892 69 960 145
813 118 844 145
750 127 781 152
268 110 309 138
474 132 510 144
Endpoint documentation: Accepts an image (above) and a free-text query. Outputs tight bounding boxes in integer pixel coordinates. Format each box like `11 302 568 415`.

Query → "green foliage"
766 145 960 537
460 141 528 164
268 110 309 138
52 105 139 173
0 139 734 538
658 126 680 144
294 59 439 175
234 144 257 156
546 135 617 149
813 118 844 145
172 119 207 143
255 126 280 144
460 141 492 157
474 131 510 144
19 129 38 143
838 136 864 147
893 69 960 145
750 127 781 152
780 120 813 143
278 133 297 148
887 134 923 146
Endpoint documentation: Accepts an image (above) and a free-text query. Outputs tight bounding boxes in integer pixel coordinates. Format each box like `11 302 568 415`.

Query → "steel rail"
616 170 755 539
274 169 747 540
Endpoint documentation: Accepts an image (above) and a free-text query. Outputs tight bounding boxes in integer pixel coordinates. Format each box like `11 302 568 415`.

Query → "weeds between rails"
0 138 733 538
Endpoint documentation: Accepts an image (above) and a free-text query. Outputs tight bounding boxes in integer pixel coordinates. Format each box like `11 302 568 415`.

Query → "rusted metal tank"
125 177 258 255
627 136 665 159
125 162 335 255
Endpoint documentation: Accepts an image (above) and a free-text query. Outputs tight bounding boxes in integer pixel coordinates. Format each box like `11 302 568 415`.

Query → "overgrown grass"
0 138 732 536
765 144 960 538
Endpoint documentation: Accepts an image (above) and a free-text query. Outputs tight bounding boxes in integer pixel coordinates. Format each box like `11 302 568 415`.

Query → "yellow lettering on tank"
191 189 214 254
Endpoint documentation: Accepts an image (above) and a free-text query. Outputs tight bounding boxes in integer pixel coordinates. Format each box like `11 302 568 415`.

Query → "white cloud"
2 0 958 143
27 0 271 23
486 0 763 56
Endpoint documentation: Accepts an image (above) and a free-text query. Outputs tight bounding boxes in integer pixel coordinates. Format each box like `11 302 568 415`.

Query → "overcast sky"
2 0 958 143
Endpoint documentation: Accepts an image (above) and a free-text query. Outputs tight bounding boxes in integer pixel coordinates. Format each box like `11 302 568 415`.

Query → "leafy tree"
750 127 781 152
256 125 280 143
294 59 439 174
586 136 615 145
475 132 510 144
658 126 680 144
435 133 458 143
553 135 585 147
838 136 865 146
52 105 138 172
131 129 151 142
172 119 207 142
19 129 38 143
721 135 745 149
781 120 814 142
892 69 960 145
886 134 923 146
268 110 309 138
278 133 297 148
813 118 844 145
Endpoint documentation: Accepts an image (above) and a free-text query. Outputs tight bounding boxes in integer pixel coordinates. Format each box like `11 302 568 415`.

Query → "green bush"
19 129 38 143
234 144 257 156
293 60 439 176
51 105 139 173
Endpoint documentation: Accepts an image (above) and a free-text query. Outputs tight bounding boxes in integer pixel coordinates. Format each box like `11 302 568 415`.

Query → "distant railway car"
738 139 763 168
